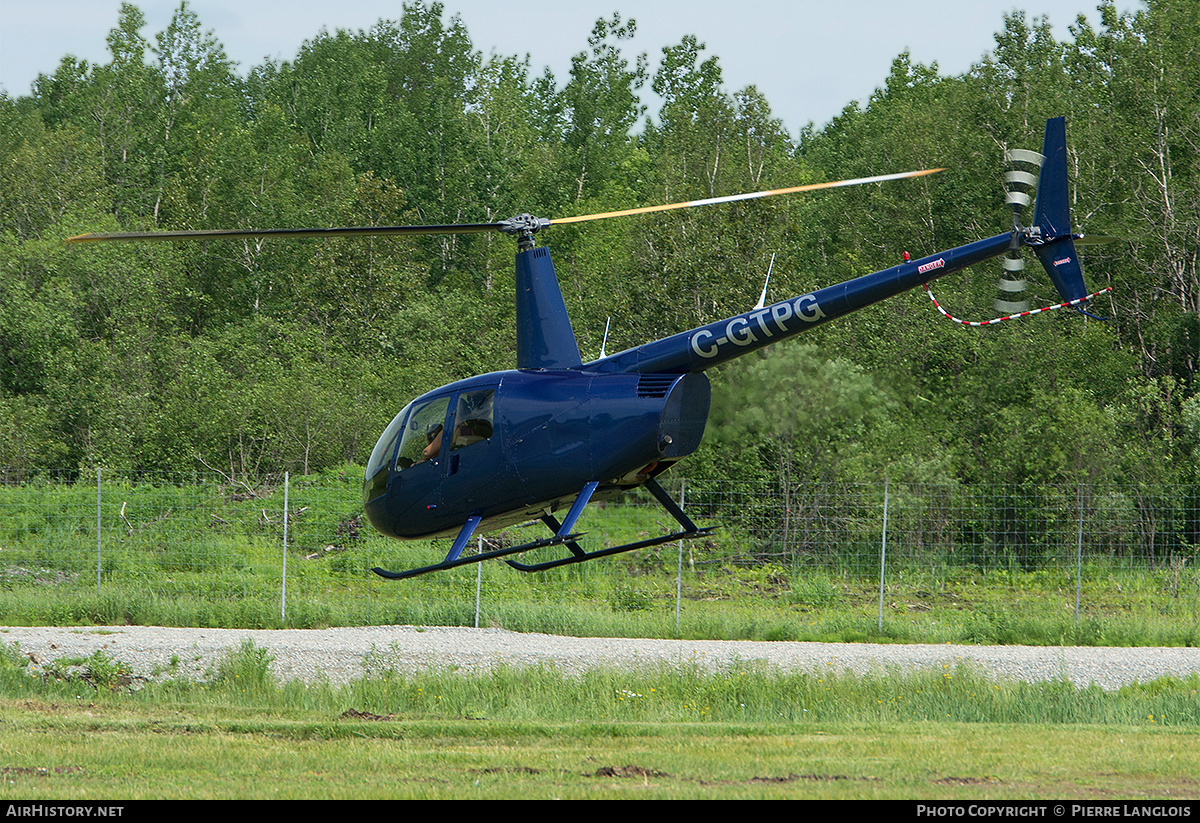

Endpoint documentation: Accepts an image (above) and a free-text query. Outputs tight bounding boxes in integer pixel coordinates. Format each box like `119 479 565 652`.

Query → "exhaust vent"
637 373 678 398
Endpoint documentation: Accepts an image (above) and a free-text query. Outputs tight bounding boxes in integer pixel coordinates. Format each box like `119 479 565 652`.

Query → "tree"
704 344 895 561
648 35 732 200
77 2 164 224
555 14 648 205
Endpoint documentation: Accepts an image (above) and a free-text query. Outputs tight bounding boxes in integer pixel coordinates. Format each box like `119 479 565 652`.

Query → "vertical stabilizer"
515 245 583 370
1030 117 1088 302
1032 117 1070 237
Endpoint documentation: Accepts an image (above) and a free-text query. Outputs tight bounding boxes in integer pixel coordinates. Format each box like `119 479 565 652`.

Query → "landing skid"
371 478 708 580
507 477 711 572
505 525 713 573
371 529 584 580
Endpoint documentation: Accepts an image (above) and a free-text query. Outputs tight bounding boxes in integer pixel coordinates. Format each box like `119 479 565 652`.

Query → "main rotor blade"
548 168 946 226
65 169 944 244
65 222 506 244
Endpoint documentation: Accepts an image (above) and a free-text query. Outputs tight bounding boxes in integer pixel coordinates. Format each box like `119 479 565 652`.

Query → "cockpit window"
395 396 450 470
450 389 495 451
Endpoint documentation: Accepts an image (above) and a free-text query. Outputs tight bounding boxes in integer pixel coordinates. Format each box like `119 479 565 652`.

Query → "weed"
789 576 841 609
210 639 276 696
36 650 134 691
83 650 133 690
0 642 29 670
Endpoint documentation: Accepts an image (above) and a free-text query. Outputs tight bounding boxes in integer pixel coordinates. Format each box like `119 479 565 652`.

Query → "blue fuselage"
363 369 710 539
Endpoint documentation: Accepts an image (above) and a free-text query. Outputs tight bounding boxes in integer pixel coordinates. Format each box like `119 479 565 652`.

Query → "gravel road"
2 625 1199 690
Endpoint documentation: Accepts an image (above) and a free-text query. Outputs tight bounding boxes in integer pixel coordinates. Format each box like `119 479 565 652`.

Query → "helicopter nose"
364 495 394 538
364 465 388 507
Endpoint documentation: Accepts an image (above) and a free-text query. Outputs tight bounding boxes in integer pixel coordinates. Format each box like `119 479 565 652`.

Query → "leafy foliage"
0 0 1195 505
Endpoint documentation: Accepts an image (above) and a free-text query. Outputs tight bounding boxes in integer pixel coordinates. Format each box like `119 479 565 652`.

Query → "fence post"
1075 484 1084 626
282 471 289 624
878 478 889 633
676 479 686 633
475 537 482 628
96 467 102 593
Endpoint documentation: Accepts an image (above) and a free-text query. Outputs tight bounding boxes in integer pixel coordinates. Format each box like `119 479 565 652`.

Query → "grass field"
0 642 1197 799
2 711 1197 799
2 475 1198 798
1 559 1197 649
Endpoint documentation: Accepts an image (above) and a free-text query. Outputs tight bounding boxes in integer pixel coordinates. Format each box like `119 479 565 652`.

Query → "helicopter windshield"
364 387 497 505
364 401 411 503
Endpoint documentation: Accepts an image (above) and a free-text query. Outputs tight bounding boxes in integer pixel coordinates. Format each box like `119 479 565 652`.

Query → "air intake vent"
637 373 677 398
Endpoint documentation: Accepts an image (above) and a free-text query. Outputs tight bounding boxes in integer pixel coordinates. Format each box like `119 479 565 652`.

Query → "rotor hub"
498 214 550 249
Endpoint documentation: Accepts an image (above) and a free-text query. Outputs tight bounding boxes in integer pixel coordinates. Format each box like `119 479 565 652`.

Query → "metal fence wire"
0 470 1196 623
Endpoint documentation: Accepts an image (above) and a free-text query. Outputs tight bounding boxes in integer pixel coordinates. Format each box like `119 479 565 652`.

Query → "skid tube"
371 521 584 580
506 478 712 573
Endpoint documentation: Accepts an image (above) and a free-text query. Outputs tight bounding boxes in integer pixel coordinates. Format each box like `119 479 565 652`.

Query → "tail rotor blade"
1073 234 1120 246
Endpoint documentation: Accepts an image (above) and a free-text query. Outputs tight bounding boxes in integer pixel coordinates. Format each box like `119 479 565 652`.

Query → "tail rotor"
924 117 1113 327
996 147 1044 314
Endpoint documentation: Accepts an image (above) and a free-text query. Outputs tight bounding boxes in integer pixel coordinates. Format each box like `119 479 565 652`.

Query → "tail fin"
515 245 583 370
1029 117 1088 302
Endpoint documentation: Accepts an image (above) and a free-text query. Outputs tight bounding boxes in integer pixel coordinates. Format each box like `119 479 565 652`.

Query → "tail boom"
585 117 1099 377
591 232 1015 375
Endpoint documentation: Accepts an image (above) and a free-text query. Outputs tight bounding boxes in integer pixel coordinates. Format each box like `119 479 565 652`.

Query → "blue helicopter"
69 117 1108 580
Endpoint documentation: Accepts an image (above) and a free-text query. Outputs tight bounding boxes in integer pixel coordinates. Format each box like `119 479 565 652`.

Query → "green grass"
0 640 1197 799
0 565 1196 647
1 473 1197 645
0 561 1196 646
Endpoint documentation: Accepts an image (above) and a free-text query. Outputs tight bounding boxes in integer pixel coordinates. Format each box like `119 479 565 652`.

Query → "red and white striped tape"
922 284 1113 326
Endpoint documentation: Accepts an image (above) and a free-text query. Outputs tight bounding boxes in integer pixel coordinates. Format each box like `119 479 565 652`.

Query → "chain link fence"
1 469 1196 625
683 478 1199 573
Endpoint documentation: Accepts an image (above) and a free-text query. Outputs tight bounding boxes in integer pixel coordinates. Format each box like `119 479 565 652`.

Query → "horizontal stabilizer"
1032 236 1088 303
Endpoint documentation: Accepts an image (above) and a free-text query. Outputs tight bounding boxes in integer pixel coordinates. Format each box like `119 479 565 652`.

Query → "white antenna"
599 316 611 358
754 253 776 310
